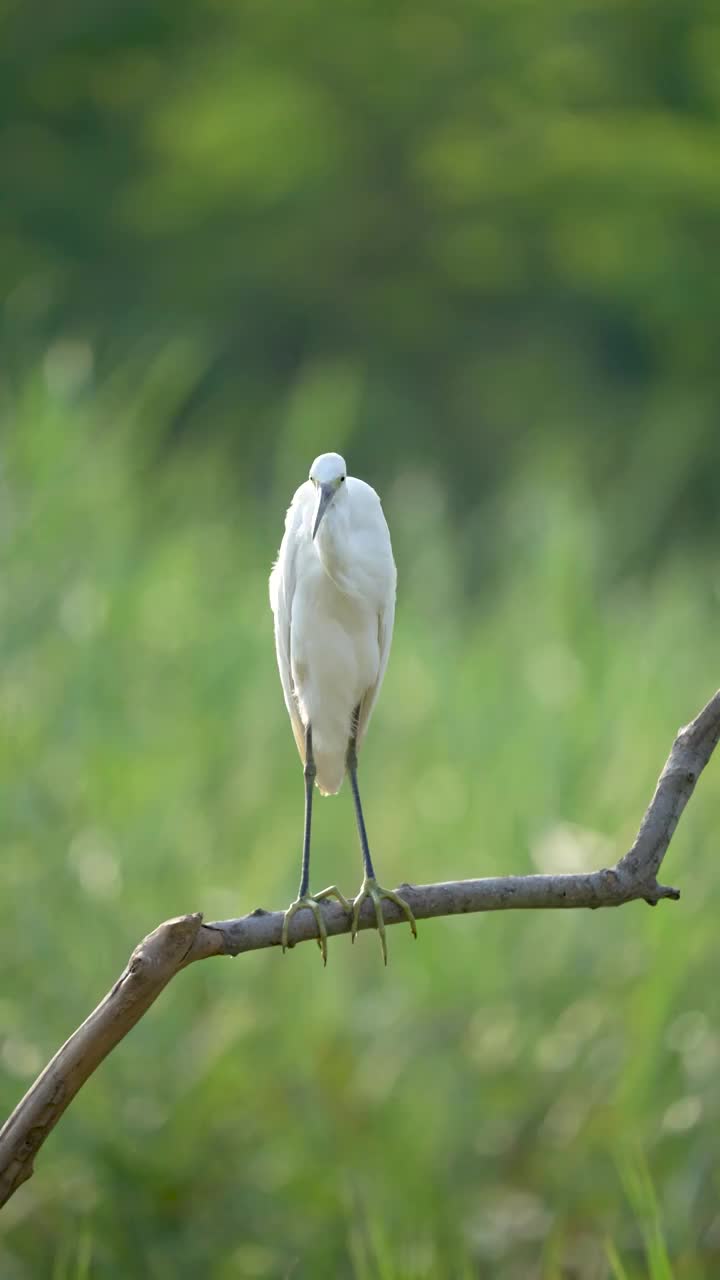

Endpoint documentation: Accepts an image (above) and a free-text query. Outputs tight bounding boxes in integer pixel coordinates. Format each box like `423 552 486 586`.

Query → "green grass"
0 384 718 1277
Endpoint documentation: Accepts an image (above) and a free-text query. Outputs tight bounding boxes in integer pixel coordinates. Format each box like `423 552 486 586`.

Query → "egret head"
309 452 347 539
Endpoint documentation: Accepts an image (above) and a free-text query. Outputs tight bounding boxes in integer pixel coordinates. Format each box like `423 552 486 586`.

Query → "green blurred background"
1 2 719 1276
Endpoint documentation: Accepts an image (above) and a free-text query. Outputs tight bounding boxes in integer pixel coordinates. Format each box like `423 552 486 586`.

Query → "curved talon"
350 876 418 965
281 887 351 966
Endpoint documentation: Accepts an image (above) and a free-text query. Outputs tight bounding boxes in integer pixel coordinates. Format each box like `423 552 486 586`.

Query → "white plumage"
270 453 396 795
269 452 415 964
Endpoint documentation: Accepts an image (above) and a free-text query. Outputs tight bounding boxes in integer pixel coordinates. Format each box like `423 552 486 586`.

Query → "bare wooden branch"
0 913 203 1208
1 689 718 1209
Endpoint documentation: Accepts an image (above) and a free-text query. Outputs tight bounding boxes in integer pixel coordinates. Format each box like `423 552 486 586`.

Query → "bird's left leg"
281 724 351 965
347 710 417 964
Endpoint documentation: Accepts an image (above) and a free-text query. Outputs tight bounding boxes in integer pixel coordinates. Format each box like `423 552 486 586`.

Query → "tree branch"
1 690 718 1208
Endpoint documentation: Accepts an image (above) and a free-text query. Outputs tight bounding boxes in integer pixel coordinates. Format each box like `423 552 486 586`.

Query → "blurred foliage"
1 2 719 1275
0 392 718 1277
2 0 720 571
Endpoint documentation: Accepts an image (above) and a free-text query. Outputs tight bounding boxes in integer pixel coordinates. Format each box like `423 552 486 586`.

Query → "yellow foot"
281 886 351 965
350 876 417 965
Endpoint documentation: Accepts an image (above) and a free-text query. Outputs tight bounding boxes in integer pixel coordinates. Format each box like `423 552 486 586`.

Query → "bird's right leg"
281 725 351 965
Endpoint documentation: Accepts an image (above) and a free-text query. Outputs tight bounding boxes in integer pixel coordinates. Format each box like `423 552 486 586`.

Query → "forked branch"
1 690 718 1209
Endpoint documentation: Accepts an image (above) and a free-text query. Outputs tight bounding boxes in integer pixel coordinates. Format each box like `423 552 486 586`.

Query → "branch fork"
1 690 718 1209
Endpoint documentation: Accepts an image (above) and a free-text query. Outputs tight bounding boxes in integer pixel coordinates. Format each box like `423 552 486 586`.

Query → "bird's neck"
314 501 355 594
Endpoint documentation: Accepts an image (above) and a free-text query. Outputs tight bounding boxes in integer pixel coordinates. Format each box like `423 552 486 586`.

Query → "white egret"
269 452 416 964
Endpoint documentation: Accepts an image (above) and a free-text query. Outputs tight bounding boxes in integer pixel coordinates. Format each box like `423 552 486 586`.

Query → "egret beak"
312 483 335 539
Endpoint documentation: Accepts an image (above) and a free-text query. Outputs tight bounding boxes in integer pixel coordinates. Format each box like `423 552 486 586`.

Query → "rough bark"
1 689 718 1209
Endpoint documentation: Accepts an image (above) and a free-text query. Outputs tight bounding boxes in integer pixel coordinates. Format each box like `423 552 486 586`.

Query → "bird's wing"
348 479 397 748
269 493 307 763
355 591 396 747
